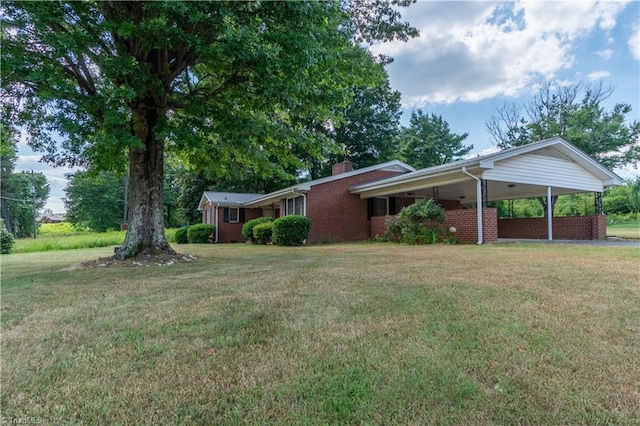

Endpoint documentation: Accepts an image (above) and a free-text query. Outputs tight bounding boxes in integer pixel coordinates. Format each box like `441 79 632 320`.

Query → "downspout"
214 204 219 243
461 167 483 245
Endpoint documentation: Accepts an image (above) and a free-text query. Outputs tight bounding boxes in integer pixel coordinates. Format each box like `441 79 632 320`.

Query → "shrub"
242 217 273 243
187 224 215 244
272 215 311 246
1 220 14 254
175 227 189 244
252 222 273 245
390 198 445 245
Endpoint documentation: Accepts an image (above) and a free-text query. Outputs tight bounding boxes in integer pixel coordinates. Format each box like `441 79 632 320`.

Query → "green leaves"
398 110 473 169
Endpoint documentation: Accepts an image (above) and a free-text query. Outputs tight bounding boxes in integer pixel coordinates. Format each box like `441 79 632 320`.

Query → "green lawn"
1 243 639 424
608 221 640 239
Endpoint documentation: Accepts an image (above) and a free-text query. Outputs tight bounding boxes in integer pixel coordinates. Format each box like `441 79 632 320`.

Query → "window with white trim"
228 207 240 223
205 209 211 224
285 196 304 216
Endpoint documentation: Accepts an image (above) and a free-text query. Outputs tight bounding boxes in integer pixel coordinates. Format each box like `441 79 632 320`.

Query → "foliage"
242 217 274 243
603 178 640 214
304 71 402 179
0 219 15 254
486 81 640 169
1 130 50 237
272 215 312 246
1 0 417 259
398 110 473 169
174 227 189 245
186 224 215 244
64 170 124 232
252 222 274 245
390 198 445 244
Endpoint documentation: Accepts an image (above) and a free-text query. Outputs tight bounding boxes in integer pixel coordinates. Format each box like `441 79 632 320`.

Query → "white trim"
228 207 240 223
547 186 553 241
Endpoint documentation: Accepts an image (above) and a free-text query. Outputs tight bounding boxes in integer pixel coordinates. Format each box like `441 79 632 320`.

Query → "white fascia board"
352 169 479 198
197 193 210 211
245 160 414 207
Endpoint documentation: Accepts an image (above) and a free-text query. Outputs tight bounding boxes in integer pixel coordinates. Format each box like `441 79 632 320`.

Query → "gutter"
461 167 483 245
214 203 219 243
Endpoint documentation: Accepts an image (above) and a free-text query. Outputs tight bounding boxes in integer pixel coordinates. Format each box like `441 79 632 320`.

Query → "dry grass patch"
1 243 639 424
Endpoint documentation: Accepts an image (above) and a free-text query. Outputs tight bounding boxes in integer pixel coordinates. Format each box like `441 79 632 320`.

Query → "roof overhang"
350 137 624 201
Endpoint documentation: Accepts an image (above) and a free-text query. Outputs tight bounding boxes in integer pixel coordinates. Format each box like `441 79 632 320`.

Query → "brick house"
199 137 623 244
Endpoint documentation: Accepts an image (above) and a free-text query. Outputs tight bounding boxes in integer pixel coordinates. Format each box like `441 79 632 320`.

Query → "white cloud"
595 48 614 60
587 70 611 80
372 0 630 106
629 27 640 60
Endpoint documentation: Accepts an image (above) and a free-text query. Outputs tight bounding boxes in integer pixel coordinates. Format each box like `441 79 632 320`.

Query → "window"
373 197 388 217
228 207 239 223
205 209 211 224
223 207 244 223
285 196 305 216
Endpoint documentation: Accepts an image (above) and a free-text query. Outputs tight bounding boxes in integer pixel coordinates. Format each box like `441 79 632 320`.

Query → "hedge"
175 227 189 244
187 224 215 243
252 222 273 245
272 215 311 246
242 217 273 243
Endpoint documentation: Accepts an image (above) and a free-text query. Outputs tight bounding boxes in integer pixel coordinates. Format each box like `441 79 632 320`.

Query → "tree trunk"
538 195 558 218
114 108 176 260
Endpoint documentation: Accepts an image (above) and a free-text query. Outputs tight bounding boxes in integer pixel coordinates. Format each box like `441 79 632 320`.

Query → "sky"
15 0 640 213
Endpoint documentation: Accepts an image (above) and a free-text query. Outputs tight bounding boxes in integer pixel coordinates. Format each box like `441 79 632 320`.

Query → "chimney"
332 160 354 176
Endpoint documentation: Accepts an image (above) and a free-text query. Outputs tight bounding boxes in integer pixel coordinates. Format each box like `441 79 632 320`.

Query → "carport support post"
547 186 553 241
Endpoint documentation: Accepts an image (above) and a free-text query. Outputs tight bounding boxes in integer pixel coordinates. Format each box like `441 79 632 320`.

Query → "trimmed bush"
242 217 273 243
1 221 14 254
252 222 273 245
175 227 189 244
390 198 445 245
187 224 215 244
272 215 311 246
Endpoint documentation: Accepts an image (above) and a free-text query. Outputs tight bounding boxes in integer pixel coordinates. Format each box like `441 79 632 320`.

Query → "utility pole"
30 170 36 239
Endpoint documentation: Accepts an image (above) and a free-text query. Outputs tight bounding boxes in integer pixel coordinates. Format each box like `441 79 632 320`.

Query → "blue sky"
16 0 640 212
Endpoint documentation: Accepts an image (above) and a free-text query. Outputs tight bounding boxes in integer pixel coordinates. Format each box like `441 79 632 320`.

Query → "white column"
476 178 483 245
547 186 553 241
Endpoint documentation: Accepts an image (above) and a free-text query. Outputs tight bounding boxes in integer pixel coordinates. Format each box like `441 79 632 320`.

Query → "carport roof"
350 137 624 201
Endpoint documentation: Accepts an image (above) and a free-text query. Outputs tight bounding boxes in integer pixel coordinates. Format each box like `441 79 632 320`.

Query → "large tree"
2 1 416 259
398 110 473 169
486 81 640 169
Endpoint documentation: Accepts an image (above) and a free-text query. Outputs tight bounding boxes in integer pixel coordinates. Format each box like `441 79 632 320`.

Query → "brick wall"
370 208 498 244
498 215 607 240
443 208 498 243
306 170 404 243
370 215 387 239
201 204 262 243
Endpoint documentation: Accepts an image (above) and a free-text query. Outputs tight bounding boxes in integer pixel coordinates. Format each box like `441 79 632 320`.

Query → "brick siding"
443 208 498 243
498 215 607 240
201 205 262 243
370 208 498 244
305 170 404 243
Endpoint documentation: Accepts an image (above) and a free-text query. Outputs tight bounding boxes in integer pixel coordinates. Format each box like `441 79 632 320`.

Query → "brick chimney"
332 160 354 176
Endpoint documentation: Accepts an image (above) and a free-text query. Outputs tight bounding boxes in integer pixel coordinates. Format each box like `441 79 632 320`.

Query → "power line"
0 195 33 202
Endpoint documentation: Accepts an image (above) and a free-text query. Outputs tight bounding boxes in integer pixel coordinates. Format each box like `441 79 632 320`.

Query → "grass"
607 221 640 239
1 243 639 424
13 223 178 253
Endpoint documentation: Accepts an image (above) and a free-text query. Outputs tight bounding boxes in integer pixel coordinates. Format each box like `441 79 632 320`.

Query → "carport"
350 137 623 244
